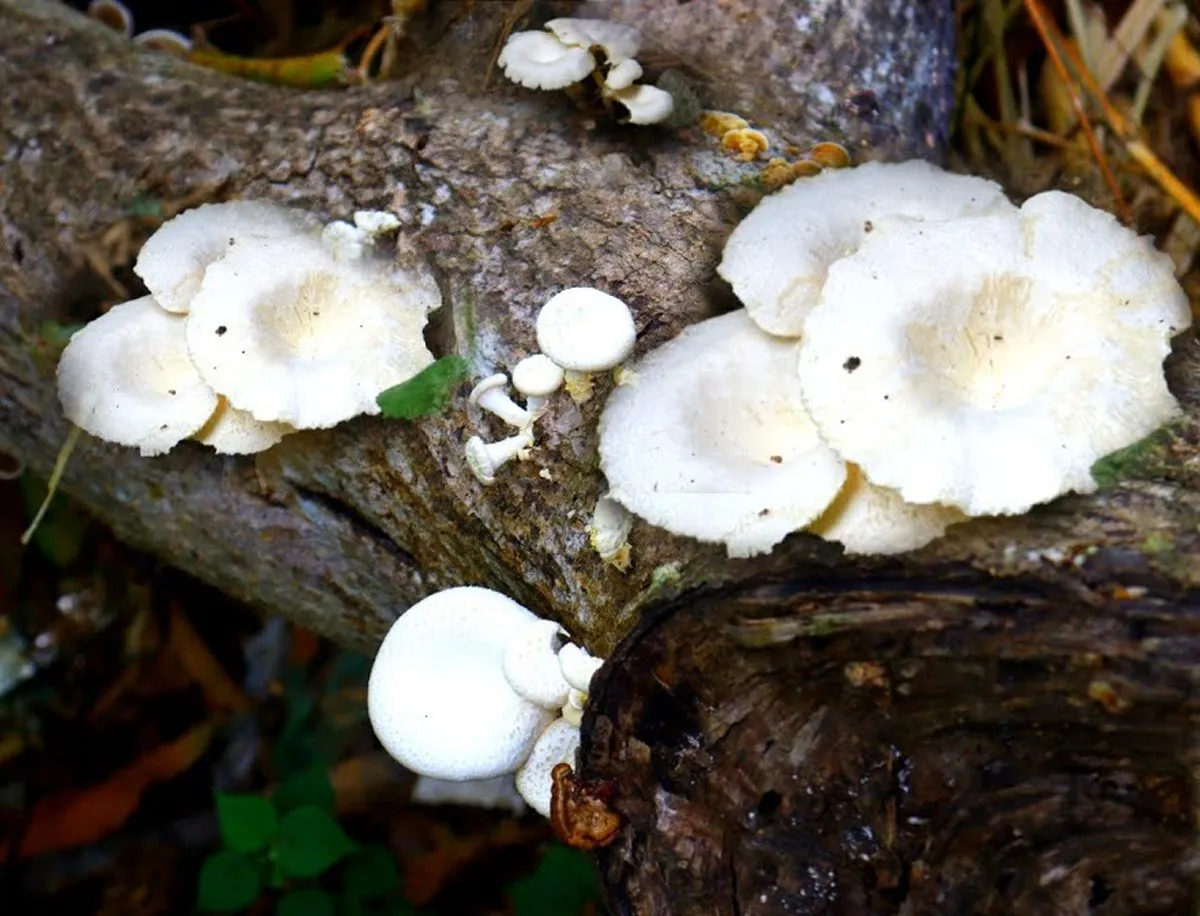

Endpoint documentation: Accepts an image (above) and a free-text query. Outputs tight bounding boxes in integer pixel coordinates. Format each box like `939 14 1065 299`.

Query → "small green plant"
197 765 410 915
376 356 470 420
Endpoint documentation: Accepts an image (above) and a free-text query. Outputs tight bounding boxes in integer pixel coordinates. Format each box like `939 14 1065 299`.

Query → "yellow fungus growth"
720 127 770 162
791 159 824 178
809 141 851 169
698 110 750 138
760 158 796 190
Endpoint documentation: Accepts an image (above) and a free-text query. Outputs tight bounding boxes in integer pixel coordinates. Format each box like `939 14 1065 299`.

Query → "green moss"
649 562 682 591
376 356 469 420
1089 426 1174 489
1141 533 1173 554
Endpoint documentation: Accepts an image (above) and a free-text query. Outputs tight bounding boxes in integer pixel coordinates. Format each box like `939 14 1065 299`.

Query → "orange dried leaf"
7 722 215 859
168 603 250 713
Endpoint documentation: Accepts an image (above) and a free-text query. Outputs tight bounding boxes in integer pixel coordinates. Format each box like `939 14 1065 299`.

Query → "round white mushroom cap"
718 160 1010 337
515 718 581 818
797 194 1191 516
134 200 311 314
607 84 674 125
545 18 642 64
367 587 558 781
808 465 966 555
497 30 596 90
502 619 572 709
511 354 565 398
191 397 294 455
57 296 218 457
185 235 437 429
599 309 847 558
536 287 637 373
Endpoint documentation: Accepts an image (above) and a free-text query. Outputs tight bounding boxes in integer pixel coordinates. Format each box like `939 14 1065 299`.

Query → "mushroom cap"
607 84 675 125
511 354 565 397
468 373 509 405
557 643 604 693
134 200 310 313
797 196 1190 516
502 619 571 709
87 0 133 36
536 287 637 372
599 309 847 558
807 465 966 555
57 296 219 456
545 18 642 64
515 718 581 817
718 160 1010 337
185 236 437 429
367 587 557 781
588 494 632 561
133 28 193 54
497 30 596 90
603 58 643 91
191 396 294 455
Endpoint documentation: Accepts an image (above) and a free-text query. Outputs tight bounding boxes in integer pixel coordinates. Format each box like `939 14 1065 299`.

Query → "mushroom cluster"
57 201 439 456
462 287 636 485
497 18 674 125
367 586 604 818
599 160 1192 557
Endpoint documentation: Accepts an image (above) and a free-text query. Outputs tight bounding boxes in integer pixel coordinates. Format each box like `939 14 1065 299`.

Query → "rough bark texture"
582 574 1199 913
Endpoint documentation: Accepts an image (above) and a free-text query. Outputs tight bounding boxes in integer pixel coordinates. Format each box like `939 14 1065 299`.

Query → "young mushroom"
515 718 582 817
469 374 533 430
502 619 572 709
497 30 596 90
796 192 1192 515
537 287 637 404
511 354 565 419
605 84 675 125
57 296 218 456
367 587 559 781
465 430 534 485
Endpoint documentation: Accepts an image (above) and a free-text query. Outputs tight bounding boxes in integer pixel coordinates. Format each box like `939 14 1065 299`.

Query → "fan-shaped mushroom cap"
599 309 846 558
191 397 293 455
607 83 675 125
536 287 637 372
134 200 310 313
797 194 1191 516
545 18 642 64
808 465 966 555
718 160 1010 336
367 587 558 781
185 236 437 429
515 718 581 817
497 30 596 90
502 619 571 709
57 296 218 456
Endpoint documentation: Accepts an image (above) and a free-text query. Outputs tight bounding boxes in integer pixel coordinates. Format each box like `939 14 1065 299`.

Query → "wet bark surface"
582 571 1200 914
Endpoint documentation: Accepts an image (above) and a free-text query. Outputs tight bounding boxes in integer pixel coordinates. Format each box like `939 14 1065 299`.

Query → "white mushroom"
606 84 675 125
511 354 565 419
57 296 218 457
134 200 311 313
321 220 368 261
469 374 532 430
545 18 642 65
588 495 632 570
367 587 558 781
133 29 193 55
353 210 401 236
807 465 965 555
718 160 1010 336
501 619 571 709
87 0 133 36
561 688 587 727
515 718 582 817
465 430 534 485
497 30 596 90
537 287 637 373
603 58 643 91
191 397 294 455
557 642 604 693
598 309 846 557
796 193 1191 516
184 235 437 429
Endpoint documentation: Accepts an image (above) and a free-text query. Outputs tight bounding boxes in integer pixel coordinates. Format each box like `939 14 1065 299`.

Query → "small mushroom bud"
465 431 533 485
512 354 565 419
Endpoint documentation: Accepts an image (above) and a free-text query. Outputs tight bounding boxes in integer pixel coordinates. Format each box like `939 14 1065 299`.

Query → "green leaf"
276 805 355 879
274 765 335 814
277 888 336 916
506 843 604 916
197 849 263 913
341 845 400 900
216 793 278 853
376 356 469 420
